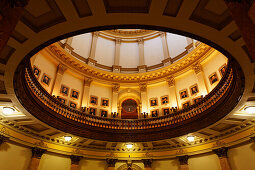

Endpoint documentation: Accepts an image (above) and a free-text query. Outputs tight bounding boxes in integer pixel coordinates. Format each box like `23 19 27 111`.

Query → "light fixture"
64 136 72 142
187 135 195 142
126 143 133 149
244 106 255 114
2 107 15 115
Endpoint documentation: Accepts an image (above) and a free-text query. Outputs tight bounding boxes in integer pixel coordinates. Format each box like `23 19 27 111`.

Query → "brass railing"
24 61 233 130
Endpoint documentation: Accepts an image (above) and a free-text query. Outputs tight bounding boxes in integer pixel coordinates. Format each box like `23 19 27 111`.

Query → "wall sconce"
111 112 118 118
141 112 148 118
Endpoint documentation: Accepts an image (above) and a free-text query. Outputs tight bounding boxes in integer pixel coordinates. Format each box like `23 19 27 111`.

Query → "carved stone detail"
112 83 120 93
139 83 147 92
178 155 189 165
84 77 93 87
93 31 99 38
57 64 67 75
31 147 46 159
138 38 144 44
106 158 118 167
167 76 175 87
0 134 9 146
142 159 153 168
116 38 121 44
70 155 82 165
192 63 202 74
159 32 165 38
213 147 229 158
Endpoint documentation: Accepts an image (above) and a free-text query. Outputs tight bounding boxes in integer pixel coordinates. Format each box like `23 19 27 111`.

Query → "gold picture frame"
151 109 159 117
70 89 79 100
60 85 69 96
41 73 51 86
101 98 109 107
219 64 227 77
179 89 189 99
149 98 158 107
69 101 77 109
161 95 169 105
33 65 41 79
190 84 199 96
209 72 219 85
182 101 191 109
90 95 98 105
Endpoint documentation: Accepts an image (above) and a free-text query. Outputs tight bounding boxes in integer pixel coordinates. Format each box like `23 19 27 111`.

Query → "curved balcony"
14 58 244 142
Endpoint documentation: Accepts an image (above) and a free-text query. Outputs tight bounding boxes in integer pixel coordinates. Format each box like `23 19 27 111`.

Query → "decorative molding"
167 76 175 87
192 62 202 74
139 83 147 92
84 77 93 87
213 147 229 158
70 155 82 165
106 158 118 167
138 38 144 44
178 155 189 165
112 83 120 93
57 64 67 75
116 38 121 44
93 32 100 38
250 136 255 142
31 147 46 159
142 159 153 168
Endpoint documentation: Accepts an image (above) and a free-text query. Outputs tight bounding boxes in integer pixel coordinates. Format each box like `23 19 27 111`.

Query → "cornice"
47 42 211 85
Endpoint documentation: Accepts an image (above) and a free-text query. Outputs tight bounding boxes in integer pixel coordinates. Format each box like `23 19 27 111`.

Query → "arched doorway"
121 99 138 119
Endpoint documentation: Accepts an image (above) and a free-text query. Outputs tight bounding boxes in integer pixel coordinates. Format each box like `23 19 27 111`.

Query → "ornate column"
51 64 67 95
0 134 9 146
0 0 28 55
142 159 152 170
70 155 82 170
88 32 99 66
140 83 148 117
167 76 178 108
138 38 146 73
160 32 172 66
192 63 208 95
106 158 118 170
112 84 120 117
28 147 46 170
178 155 189 170
113 38 121 73
81 77 92 108
213 147 232 170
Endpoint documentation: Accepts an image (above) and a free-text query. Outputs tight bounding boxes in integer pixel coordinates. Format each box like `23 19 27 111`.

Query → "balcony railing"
24 60 233 130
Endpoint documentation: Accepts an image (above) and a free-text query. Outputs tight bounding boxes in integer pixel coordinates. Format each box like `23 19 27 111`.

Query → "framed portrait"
70 89 79 100
182 101 191 109
161 95 169 105
90 95 98 105
150 98 158 107
151 109 159 117
100 109 108 117
162 108 170 115
57 96 66 105
219 64 227 77
101 98 109 107
179 89 189 99
33 65 41 79
193 96 203 104
60 85 69 96
41 73 51 86
89 107 96 115
209 72 219 85
190 84 199 96
69 101 77 109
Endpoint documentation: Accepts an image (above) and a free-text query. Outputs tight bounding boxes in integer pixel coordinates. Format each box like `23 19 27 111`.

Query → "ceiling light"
187 136 195 142
244 106 255 114
64 136 72 142
126 143 133 149
2 107 15 115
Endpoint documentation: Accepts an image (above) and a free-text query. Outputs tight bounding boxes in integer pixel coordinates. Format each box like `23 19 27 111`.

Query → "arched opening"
121 99 138 119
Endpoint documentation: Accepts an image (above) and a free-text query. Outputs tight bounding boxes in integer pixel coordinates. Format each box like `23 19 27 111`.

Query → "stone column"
178 155 189 170
138 38 146 73
106 158 118 170
142 159 152 170
213 147 232 170
160 32 172 66
70 155 82 170
167 76 178 108
51 64 67 95
139 83 148 117
192 63 208 95
88 32 99 66
28 147 46 170
112 84 120 117
113 38 121 73
81 77 92 108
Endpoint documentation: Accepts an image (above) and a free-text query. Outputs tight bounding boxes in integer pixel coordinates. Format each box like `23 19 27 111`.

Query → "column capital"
167 76 175 87
70 155 82 165
139 83 147 92
178 155 189 165
116 38 121 44
57 64 67 75
93 31 100 38
0 134 9 146
106 158 118 167
142 159 153 168
213 147 229 158
192 63 202 74
84 77 93 87
112 83 120 93
138 38 144 44
31 147 46 159
159 32 166 38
